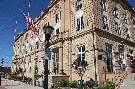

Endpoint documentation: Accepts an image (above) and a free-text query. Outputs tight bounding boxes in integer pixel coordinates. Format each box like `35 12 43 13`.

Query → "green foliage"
102 80 115 89
69 80 79 88
52 80 69 89
59 80 69 87
71 59 89 76
7 74 23 81
52 79 97 89
84 78 95 88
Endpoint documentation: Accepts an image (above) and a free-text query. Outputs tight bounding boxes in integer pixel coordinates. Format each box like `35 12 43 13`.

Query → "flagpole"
14 20 18 41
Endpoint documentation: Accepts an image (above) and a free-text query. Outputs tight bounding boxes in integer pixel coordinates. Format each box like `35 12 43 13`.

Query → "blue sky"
0 0 50 66
0 0 135 67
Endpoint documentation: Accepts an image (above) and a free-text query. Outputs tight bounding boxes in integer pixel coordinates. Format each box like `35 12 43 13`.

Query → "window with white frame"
55 11 61 35
52 51 59 74
77 45 85 64
76 0 84 31
113 7 121 34
118 45 125 71
106 43 113 73
101 0 109 29
124 12 128 33
118 45 124 60
76 0 82 11
77 16 84 31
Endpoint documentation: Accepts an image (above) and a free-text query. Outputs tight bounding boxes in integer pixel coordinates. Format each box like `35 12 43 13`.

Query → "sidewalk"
119 73 135 89
1 78 43 89
0 86 6 89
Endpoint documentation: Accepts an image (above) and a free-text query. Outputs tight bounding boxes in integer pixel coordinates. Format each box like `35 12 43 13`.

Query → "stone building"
12 0 135 88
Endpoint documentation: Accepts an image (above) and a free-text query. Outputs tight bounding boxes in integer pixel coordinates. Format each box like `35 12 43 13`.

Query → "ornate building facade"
12 0 135 88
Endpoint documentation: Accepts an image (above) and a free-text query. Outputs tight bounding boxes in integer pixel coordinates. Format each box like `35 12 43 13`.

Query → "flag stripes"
20 9 39 34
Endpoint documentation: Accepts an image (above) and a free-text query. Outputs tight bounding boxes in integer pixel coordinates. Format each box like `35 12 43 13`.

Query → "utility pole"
92 25 98 86
92 0 99 86
0 58 4 86
43 25 54 89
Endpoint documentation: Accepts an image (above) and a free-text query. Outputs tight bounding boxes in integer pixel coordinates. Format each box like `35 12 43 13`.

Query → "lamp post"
78 66 83 85
0 58 4 86
43 25 54 89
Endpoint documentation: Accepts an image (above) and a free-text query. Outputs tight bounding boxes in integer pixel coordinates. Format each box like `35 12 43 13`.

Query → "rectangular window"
118 45 125 71
76 0 84 31
56 28 60 35
55 11 61 23
77 45 85 64
34 58 38 74
118 45 124 60
28 59 32 72
106 43 113 73
24 58 26 72
36 41 39 49
113 7 121 34
124 13 128 32
77 18 80 31
101 0 109 29
76 0 82 11
77 16 84 31
52 50 59 74
55 11 61 35
81 16 84 29
55 13 58 23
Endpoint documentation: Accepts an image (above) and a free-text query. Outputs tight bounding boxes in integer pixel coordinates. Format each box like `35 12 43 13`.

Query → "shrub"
102 80 115 89
69 80 79 88
59 80 69 87
52 80 69 89
84 78 95 88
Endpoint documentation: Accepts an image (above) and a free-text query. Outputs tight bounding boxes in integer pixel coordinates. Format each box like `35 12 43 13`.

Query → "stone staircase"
113 72 129 89
105 72 129 89
119 73 135 89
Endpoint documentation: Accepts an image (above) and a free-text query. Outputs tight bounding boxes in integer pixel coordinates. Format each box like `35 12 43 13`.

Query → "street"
0 78 43 89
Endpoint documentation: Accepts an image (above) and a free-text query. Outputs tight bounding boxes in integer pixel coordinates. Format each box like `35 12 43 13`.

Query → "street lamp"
43 25 54 89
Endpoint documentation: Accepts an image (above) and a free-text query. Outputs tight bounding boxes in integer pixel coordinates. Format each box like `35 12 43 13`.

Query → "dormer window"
101 0 109 29
113 7 121 34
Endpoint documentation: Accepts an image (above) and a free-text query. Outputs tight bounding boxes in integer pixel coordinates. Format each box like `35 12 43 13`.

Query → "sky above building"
0 0 50 66
0 0 135 67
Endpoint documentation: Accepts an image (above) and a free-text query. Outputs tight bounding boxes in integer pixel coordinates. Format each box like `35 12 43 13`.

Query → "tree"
71 58 89 85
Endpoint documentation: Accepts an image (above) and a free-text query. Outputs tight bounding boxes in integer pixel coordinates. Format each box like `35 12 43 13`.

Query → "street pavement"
1 78 44 89
119 73 135 89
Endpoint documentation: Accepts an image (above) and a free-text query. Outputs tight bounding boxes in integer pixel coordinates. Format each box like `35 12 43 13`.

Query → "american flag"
20 10 39 34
